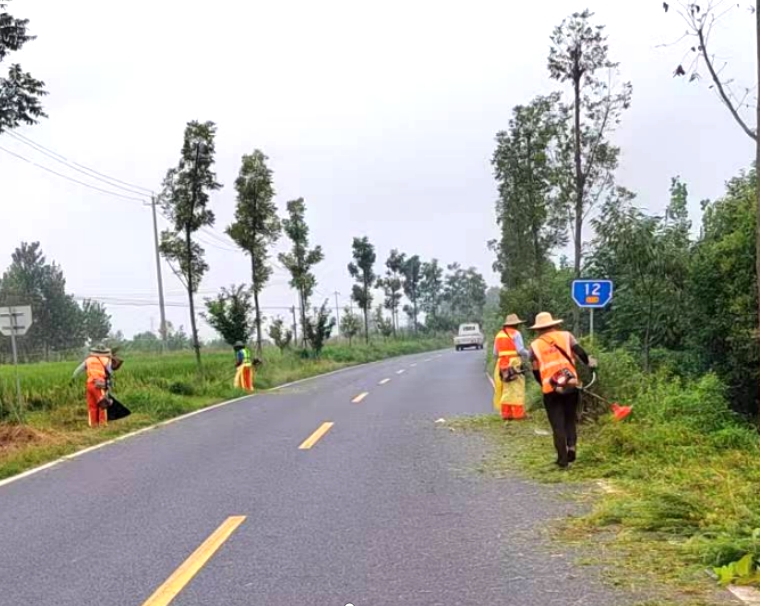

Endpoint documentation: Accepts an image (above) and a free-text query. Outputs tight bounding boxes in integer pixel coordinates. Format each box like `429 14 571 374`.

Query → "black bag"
106 395 131 421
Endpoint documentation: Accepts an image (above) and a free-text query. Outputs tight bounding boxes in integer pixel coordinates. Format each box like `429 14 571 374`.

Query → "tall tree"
548 10 632 331
0 1 47 134
491 93 569 306
402 255 422 334
348 236 376 343
81 299 111 346
202 284 255 346
420 259 445 322
278 198 324 348
227 150 282 356
376 249 405 336
0 242 85 359
443 263 488 326
158 120 222 366
268 317 293 353
664 0 760 408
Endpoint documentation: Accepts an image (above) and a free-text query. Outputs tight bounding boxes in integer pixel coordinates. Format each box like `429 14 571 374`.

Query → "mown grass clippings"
0 338 449 480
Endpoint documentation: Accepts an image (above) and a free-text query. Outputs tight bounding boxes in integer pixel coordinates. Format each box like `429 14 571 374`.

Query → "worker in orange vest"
528 312 596 469
492 314 530 420
71 343 114 427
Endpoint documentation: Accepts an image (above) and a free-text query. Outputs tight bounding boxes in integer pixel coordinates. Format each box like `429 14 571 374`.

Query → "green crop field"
0 338 450 480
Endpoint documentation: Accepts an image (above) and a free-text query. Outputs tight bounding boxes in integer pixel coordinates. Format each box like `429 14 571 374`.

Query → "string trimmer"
580 372 632 422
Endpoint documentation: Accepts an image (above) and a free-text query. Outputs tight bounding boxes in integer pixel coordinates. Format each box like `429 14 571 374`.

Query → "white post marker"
0 305 33 420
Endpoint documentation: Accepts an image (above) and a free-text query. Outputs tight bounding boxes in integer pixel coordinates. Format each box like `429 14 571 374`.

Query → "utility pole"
148 196 168 352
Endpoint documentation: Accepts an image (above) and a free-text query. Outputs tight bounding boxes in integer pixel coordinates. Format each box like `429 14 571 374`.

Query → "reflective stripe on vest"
494 330 517 369
85 355 110 384
530 331 576 394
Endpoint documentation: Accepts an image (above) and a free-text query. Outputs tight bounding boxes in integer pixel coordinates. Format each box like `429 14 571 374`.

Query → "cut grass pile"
455 347 760 604
0 338 449 480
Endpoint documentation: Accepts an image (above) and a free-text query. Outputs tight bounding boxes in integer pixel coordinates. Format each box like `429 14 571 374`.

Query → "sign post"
0 306 33 421
571 280 613 342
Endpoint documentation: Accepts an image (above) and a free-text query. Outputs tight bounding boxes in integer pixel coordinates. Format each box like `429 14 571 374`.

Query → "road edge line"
0 348 449 490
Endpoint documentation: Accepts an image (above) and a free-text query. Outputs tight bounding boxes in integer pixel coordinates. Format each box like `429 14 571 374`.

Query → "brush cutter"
580 372 632 422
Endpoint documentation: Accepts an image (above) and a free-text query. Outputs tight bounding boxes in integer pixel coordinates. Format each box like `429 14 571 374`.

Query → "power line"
8 131 155 195
6 131 153 197
0 145 147 204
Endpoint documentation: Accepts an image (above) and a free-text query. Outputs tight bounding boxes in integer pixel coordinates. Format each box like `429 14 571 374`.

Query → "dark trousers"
543 391 579 466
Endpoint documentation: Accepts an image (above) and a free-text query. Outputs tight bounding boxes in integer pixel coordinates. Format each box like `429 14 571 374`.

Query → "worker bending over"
72 343 114 427
233 341 255 392
492 314 530 420
529 312 596 469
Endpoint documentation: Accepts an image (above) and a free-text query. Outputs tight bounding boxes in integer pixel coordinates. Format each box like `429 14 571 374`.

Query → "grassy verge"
452 348 760 605
0 338 449 480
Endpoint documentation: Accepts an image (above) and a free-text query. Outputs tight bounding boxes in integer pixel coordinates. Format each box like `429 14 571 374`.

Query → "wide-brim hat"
503 313 525 327
90 344 112 355
233 341 245 348
530 312 564 330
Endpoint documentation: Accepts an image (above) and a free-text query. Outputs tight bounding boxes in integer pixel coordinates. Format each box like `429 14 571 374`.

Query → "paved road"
0 349 630 606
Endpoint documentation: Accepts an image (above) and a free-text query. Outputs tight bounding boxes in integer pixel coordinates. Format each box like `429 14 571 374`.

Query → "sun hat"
503 314 525 327
530 312 564 330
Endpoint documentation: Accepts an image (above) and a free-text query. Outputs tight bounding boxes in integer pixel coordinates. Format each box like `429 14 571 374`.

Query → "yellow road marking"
352 392 369 403
142 516 246 606
298 422 334 449
396 369 406 375
378 378 391 385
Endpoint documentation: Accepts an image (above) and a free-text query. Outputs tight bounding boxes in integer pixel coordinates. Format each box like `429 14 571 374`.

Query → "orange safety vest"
85 355 111 385
530 330 577 394
494 329 518 370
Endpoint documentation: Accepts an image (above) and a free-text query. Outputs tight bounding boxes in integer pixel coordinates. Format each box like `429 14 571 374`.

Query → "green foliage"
491 92 568 294
348 236 376 343
80 299 111 346
441 263 487 325
303 300 336 356
713 553 760 587
202 284 255 347
0 2 47 134
376 249 405 336
401 255 422 331
227 149 282 352
420 259 445 322
373 305 394 339
268 317 292 353
278 198 324 346
339 306 362 345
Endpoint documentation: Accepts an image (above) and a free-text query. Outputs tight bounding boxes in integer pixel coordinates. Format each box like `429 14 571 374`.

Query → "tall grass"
0 338 449 479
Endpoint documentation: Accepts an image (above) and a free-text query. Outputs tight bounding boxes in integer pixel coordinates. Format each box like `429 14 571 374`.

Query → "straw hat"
530 312 564 330
89 343 112 355
503 314 525 327
233 341 245 348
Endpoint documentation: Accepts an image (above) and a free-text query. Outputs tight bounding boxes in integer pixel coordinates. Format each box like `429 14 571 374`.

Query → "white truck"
454 323 484 351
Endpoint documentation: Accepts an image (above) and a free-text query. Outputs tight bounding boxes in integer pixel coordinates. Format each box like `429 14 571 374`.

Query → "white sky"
1 0 756 339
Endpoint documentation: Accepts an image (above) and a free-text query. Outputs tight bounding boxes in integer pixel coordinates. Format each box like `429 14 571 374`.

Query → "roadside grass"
0 338 449 480
453 347 760 605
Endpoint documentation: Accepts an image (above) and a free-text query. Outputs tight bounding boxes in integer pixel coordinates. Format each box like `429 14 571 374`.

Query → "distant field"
0 338 450 479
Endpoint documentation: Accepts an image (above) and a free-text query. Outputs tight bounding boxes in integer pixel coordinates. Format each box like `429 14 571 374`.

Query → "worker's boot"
567 447 576 463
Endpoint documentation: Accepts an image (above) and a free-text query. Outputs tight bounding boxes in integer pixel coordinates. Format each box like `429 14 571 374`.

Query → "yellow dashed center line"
298 422 334 449
141 516 246 606
352 392 369 403
378 378 391 385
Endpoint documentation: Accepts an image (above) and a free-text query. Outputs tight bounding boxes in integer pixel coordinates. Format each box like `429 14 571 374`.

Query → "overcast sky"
1 0 756 339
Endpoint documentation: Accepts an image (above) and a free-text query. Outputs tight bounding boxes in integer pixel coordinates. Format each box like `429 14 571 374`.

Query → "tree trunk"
413 299 418 335
644 293 654 374
300 289 307 349
527 132 544 311
364 279 370 344
573 69 584 335
755 0 760 424
251 254 262 357
185 224 201 367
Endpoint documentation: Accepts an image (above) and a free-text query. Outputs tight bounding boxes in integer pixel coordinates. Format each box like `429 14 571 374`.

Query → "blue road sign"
572 280 613 309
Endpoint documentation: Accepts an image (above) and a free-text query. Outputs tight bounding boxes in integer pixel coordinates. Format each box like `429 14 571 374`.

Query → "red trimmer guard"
611 403 632 422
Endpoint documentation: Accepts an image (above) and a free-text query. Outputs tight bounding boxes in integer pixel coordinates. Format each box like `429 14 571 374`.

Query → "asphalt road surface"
0 349 632 606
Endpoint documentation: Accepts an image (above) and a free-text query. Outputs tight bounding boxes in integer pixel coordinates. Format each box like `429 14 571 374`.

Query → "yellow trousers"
234 363 255 392
492 361 526 419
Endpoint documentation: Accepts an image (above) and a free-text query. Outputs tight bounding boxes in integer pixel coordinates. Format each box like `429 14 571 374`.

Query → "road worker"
71 343 114 427
492 314 530 420
233 341 255 392
528 312 596 469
